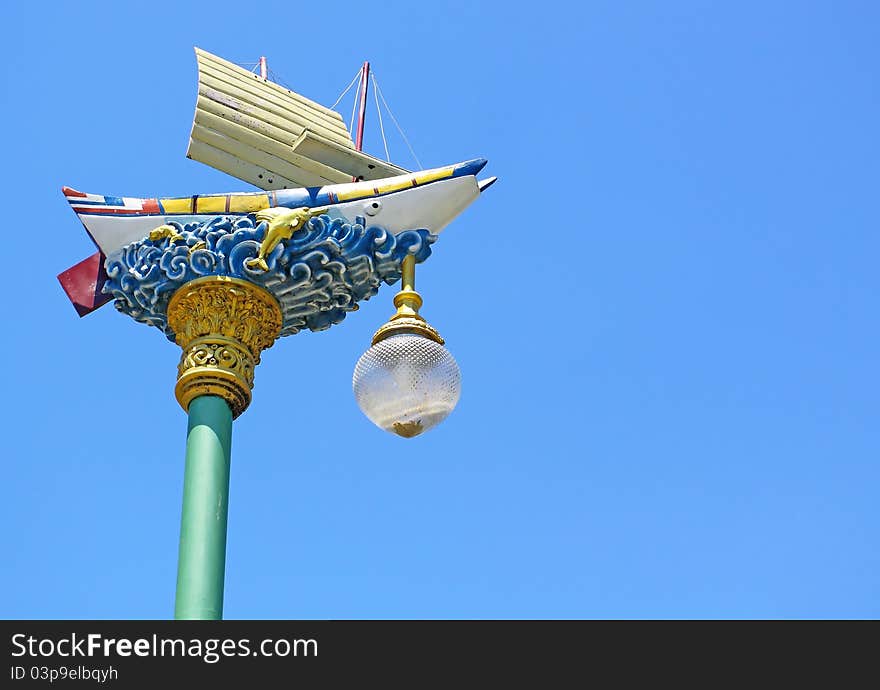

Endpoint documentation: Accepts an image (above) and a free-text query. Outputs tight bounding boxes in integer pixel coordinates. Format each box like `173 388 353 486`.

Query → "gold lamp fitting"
166 276 282 418
371 255 444 345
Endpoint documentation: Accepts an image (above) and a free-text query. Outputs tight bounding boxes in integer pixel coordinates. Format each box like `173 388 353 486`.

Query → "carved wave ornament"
101 212 435 417
103 213 436 339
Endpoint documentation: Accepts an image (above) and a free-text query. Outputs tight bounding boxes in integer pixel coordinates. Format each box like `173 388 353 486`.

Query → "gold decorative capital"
166 276 282 418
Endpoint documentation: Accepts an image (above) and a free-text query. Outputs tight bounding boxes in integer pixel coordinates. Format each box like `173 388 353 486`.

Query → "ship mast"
354 61 370 153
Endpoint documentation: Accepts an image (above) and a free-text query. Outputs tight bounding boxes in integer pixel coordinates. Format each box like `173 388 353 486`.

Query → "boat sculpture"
58 48 494 323
64 159 492 260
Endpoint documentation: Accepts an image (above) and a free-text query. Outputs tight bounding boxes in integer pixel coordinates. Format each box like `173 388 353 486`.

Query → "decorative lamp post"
166 276 280 619
57 49 495 619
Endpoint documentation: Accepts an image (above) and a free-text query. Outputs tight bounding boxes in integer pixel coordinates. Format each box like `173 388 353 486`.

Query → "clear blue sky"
1 1 877 619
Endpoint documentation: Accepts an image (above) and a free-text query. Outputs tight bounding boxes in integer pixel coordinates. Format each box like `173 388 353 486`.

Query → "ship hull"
65 159 487 257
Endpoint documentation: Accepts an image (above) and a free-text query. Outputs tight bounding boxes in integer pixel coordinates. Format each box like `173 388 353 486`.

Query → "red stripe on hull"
71 207 153 215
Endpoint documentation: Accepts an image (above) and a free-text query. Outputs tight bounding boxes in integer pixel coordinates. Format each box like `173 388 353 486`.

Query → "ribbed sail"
187 48 408 190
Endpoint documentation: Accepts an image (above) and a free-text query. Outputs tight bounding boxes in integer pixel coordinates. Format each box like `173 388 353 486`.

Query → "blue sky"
1 1 877 618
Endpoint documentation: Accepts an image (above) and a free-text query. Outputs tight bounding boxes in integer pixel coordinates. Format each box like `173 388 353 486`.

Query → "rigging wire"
348 70 362 138
372 72 423 170
247 60 420 166
371 73 391 162
267 68 295 91
330 69 365 111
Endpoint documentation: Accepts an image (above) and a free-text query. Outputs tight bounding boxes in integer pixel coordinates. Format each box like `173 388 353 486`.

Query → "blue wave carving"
103 214 437 339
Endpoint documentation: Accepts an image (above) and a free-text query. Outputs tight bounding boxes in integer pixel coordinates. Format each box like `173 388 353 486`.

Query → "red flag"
57 252 112 317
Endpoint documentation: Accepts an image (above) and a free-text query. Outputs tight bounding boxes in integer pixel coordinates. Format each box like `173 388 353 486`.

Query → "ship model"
59 48 494 315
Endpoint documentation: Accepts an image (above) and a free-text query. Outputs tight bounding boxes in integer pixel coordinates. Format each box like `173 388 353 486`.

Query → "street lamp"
57 49 494 620
353 255 462 438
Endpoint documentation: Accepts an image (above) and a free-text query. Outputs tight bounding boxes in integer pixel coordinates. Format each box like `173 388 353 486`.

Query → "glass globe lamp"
353 333 461 438
352 255 461 438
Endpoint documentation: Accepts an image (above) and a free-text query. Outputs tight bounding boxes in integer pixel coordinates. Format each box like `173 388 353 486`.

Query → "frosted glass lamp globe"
352 333 461 438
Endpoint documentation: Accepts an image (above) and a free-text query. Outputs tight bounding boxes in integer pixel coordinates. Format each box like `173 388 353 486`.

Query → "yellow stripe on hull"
159 194 271 214
336 165 457 202
415 165 455 185
161 197 194 214
195 196 227 213
374 178 416 195
229 194 270 213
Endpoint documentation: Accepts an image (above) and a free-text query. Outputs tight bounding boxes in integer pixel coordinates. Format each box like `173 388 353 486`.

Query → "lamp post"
98 203 481 619
165 276 282 619
174 395 232 620
164 257 459 617
59 50 494 620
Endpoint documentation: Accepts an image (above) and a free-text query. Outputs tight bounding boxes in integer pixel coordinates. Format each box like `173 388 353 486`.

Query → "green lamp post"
165 276 282 619
175 395 232 619
58 49 492 619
